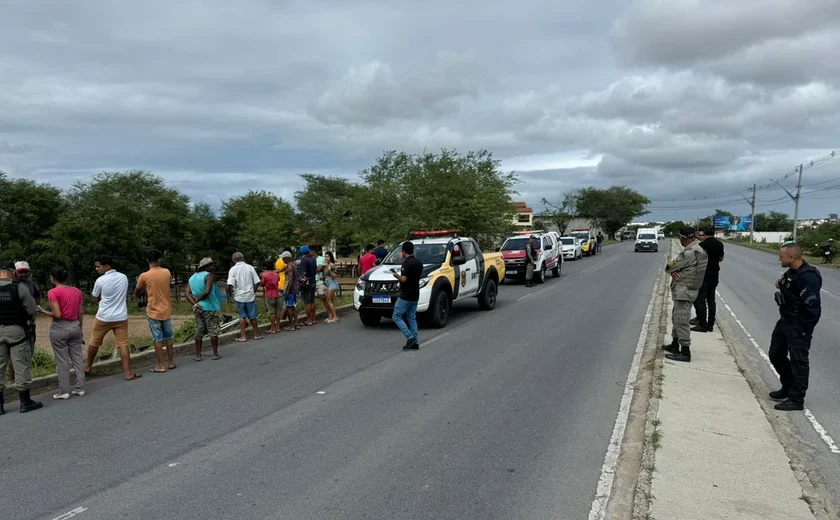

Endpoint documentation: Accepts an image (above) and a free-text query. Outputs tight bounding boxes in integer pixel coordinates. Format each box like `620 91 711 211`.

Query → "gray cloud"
0 0 839 222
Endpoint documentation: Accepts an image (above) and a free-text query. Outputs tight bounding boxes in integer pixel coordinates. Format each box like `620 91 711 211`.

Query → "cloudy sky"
2 0 840 221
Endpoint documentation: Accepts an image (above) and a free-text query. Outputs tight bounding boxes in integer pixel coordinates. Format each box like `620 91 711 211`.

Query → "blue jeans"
236 300 258 320
392 298 419 342
147 318 174 342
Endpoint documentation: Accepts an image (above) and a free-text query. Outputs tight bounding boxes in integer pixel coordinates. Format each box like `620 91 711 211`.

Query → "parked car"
560 236 582 260
570 229 597 256
499 232 562 283
354 230 505 328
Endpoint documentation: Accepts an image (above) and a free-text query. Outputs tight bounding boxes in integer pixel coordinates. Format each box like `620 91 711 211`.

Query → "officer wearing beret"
663 227 708 363
768 242 822 411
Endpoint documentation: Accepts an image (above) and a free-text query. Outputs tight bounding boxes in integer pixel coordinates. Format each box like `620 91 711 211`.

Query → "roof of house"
513 201 533 213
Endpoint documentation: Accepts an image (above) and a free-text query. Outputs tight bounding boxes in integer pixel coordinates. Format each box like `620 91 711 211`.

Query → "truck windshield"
570 233 589 241
638 234 656 240
561 238 575 245
501 237 533 251
382 243 449 265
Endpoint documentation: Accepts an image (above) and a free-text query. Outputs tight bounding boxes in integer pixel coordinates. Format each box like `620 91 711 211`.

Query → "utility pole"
792 164 803 241
770 164 804 241
738 184 757 243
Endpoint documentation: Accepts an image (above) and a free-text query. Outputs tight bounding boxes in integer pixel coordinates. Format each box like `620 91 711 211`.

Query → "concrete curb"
3 304 357 403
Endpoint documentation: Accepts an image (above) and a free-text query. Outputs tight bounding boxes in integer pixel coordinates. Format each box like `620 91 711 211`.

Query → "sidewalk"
647 293 816 519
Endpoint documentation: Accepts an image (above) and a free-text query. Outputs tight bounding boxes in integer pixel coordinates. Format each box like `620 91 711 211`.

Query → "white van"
635 228 659 253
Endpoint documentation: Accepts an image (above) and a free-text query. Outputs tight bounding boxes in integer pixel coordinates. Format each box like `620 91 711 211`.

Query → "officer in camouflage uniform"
663 227 708 363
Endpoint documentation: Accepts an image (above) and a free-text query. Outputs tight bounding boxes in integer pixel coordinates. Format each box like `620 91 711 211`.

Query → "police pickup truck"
354 230 506 328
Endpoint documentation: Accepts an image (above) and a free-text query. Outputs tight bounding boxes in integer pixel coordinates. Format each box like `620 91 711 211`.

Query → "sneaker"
53 393 71 400
71 389 86 397
403 338 420 351
774 399 804 411
768 389 788 401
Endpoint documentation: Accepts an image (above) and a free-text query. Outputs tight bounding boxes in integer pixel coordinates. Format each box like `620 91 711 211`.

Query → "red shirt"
360 252 377 275
48 286 84 321
261 272 280 299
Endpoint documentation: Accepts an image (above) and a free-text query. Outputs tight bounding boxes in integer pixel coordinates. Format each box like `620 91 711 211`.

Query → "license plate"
507 270 518 275
372 296 391 304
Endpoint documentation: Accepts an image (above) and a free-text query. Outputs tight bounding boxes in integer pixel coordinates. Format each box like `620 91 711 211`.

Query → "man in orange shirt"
136 250 176 373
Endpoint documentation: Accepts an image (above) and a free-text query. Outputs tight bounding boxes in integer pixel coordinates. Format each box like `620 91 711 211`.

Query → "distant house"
512 201 534 230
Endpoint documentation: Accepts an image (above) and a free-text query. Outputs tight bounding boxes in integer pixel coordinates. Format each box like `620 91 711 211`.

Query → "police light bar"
516 230 545 235
409 230 460 238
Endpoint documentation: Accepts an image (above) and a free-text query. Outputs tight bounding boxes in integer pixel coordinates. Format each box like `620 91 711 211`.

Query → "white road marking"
421 332 450 347
168 463 180 467
717 291 840 454
51 507 88 520
588 258 664 519
516 292 536 301
316 391 326 395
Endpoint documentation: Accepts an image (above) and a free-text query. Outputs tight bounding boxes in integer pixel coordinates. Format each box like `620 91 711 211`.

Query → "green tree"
540 189 580 236
0 172 66 282
576 186 651 239
662 221 687 238
754 211 792 232
220 190 297 266
356 149 519 250
295 174 367 247
42 171 194 286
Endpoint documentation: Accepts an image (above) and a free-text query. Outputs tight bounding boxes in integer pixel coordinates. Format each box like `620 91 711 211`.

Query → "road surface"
715 243 840 510
2 242 664 520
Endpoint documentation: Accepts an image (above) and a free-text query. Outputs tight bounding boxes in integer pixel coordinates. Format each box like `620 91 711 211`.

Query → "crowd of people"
0 244 349 416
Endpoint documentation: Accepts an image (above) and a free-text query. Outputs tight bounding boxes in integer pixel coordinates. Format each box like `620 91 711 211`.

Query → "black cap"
679 227 696 239
0 261 14 271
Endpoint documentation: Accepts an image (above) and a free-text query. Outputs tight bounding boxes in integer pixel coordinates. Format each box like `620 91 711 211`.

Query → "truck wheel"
552 263 561 278
478 279 497 310
359 310 382 327
428 290 450 328
536 265 546 284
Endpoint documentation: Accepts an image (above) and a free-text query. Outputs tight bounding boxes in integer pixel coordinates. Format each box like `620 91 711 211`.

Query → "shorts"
265 297 281 314
147 318 174 342
193 310 221 337
90 319 129 349
325 278 339 291
301 285 316 305
316 281 327 297
284 293 297 308
236 300 258 320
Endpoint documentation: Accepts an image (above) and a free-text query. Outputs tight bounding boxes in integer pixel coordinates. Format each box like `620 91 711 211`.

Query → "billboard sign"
713 215 752 231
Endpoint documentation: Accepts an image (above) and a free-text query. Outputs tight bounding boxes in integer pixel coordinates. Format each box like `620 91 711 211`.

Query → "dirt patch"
33 314 190 353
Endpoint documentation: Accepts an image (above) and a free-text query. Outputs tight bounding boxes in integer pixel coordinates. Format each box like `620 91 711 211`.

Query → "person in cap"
663 227 708 363
0 261 43 414
186 257 222 360
524 235 538 288
227 252 263 342
14 260 40 358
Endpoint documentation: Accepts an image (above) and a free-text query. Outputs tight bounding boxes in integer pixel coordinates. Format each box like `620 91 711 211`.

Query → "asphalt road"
714 243 840 509
2 242 665 520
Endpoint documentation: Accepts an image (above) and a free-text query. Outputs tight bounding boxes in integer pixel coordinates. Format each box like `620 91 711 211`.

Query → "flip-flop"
234 338 247 343
266 330 277 335
168 365 177 370
212 355 221 360
125 373 142 381
150 368 167 373
253 336 264 340
193 356 203 362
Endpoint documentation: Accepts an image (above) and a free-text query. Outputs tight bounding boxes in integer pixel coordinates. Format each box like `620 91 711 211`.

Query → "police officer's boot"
0 391 5 415
18 390 43 414
768 388 789 401
666 346 691 363
662 338 679 354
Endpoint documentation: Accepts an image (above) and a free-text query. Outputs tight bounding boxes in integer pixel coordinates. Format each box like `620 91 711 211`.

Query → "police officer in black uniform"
768 243 822 411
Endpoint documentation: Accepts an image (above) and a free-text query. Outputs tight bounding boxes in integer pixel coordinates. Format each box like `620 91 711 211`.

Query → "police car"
499 231 563 283
354 230 505 328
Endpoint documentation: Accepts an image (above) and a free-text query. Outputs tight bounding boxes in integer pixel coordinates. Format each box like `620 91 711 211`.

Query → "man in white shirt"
85 255 141 381
226 252 263 342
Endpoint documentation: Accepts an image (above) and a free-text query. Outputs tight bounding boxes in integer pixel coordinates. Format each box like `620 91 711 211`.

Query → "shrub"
31 349 58 378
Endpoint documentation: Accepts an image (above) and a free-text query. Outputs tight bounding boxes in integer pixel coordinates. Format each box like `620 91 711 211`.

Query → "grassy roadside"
727 239 837 269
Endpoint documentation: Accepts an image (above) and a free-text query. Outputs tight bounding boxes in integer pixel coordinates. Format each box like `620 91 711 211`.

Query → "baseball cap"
0 261 15 271
280 251 292 259
679 227 696 239
300 246 311 254
14 261 30 271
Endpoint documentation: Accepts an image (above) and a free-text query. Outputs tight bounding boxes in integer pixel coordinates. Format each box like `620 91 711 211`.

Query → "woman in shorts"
323 252 340 323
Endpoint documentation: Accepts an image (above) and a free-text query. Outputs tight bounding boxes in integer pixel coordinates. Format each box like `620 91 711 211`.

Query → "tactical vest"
779 263 822 323
0 281 28 328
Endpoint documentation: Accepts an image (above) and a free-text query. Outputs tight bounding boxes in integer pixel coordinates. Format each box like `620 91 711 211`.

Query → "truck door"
454 239 480 298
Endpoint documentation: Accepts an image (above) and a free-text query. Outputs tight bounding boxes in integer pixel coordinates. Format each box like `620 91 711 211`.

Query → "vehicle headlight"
418 276 433 289
356 278 366 290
